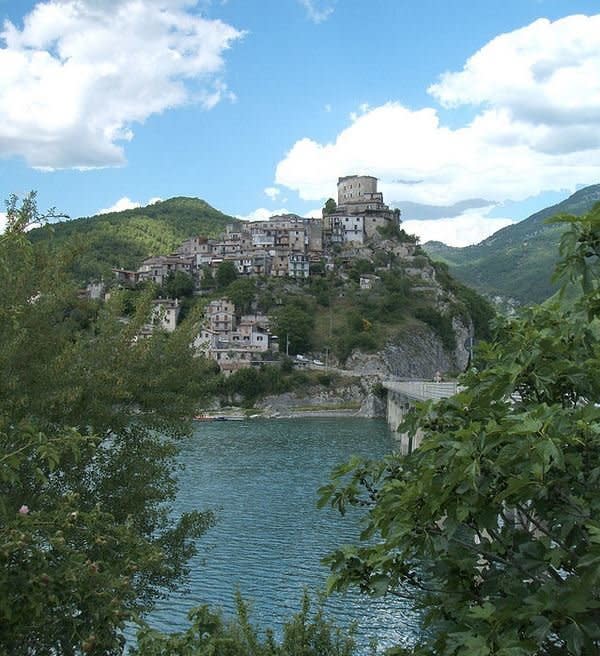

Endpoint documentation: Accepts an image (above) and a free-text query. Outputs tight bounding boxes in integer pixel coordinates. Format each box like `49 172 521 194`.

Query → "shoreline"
194 407 378 421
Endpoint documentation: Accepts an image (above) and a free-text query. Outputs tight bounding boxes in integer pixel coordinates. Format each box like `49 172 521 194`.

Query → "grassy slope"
425 184 600 304
29 197 239 282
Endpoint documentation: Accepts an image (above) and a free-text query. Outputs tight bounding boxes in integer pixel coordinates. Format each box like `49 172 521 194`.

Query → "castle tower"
337 175 379 205
324 174 400 244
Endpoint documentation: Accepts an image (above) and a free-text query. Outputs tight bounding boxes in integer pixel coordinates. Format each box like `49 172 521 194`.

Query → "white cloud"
237 207 292 222
298 0 334 24
324 103 332 113
97 195 162 214
402 208 515 247
0 211 7 234
98 197 140 214
275 14 600 207
306 207 323 218
264 186 280 200
0 0 243 169
237 205 323 222
429 16 600 122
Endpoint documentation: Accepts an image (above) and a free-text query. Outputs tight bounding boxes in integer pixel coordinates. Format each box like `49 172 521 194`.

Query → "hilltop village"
109 176 427 374
114 175 402 286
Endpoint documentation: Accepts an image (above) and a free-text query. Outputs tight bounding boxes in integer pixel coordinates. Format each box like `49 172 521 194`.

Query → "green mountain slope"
29 197 238 282
425 184 600 304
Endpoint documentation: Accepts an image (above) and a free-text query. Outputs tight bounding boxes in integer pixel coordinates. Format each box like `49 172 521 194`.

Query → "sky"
1 0 600 245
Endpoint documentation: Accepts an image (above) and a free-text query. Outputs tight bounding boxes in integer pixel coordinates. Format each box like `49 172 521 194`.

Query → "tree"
162 270 195 298
0 194 215 654
324 198 337 215
133 591 357 656
226 278 257 315
319 206 600 655
216 260 238 289
272 301 315 355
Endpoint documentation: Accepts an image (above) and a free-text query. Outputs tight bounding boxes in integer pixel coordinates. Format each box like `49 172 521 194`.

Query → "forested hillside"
425 184 600 305
28 197 239 282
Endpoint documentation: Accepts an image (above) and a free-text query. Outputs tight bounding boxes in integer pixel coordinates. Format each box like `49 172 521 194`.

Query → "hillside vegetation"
425 184 600 305
29 196 238 282
192 242 494 389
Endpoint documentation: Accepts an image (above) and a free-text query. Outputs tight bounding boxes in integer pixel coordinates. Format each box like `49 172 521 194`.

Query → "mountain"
424 184 600 305
29 197 239 282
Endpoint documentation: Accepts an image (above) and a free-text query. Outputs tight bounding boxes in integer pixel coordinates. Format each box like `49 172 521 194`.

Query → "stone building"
137 254 194 285
195 299 274 374
323 175 400 244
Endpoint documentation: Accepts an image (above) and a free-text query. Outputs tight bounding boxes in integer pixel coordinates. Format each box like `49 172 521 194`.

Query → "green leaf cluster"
319 206 600 655
1 195 216 654
133 591 358 656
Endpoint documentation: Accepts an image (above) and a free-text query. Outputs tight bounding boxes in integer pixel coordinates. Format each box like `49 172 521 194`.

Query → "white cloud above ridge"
275 14 600 207
402 209 515 247
98 195 162 214
0 0 243 169
237 207 291 222
237 206 322 222
0 211 6 234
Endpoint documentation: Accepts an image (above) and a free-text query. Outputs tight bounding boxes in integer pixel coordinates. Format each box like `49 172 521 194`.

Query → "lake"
146 417 419 654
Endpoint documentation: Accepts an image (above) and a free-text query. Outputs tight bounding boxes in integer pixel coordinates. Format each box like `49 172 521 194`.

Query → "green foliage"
319 207 600 655
0 194 215 654
317 373 333 387
376 220 402 241
210 364 317 406
200 268 215 291
323 198 337 215
133 591 357 655
161 270 195 298
433 261 496 342
216 260 238 289
28 196 238 283
371 382 386 399
414 307 456 351
333 309 378 363
272 299 315 355
348 259 374 283
309 275 334 306
226 278 258 314
310 260 325 276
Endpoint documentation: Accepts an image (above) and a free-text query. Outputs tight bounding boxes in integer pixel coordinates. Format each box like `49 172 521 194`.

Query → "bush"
415 307 456 351
133 591 358 655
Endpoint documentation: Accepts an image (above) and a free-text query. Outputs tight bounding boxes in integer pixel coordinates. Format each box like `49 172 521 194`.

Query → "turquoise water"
147 417 419 653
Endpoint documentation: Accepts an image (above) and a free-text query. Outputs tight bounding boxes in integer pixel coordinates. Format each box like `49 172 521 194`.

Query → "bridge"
382 380 460 454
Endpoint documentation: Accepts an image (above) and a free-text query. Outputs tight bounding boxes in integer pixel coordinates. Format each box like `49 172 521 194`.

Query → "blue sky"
1 0 600 245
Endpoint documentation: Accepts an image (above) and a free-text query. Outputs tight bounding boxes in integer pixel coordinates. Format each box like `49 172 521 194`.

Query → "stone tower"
323 175 401 244
337 175 379 205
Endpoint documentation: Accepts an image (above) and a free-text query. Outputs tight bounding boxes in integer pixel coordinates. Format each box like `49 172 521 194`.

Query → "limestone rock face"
344 319 471 381
256 378 385 416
